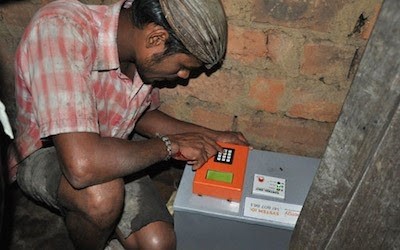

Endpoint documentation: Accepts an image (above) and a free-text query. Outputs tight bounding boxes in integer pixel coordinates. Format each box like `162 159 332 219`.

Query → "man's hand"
211 131 249 146
135 109 250 169
168 133 222 170
167 131 249 170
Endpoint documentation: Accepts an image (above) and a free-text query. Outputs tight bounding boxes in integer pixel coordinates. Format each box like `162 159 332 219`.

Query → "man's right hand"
168 133 223 170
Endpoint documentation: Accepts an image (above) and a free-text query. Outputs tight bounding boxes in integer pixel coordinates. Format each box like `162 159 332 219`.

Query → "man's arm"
135 109 248 144
135 109 249 167
53 110 248 190
52 132 169 189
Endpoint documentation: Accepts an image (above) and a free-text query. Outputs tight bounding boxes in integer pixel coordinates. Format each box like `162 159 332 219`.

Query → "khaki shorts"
16 146 173 238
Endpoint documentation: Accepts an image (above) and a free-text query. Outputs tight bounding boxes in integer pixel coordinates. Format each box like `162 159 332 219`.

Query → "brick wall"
160 0 382 157
0 0 382 157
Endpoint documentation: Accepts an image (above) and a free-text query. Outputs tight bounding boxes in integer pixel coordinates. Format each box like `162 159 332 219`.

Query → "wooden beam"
290 0 400 248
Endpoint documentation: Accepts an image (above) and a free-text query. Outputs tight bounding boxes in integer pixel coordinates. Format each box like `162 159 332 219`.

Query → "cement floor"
1 161 184 250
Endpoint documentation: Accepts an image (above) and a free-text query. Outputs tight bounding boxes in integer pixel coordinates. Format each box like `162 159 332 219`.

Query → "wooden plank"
326 102 400 249
290 0 400 248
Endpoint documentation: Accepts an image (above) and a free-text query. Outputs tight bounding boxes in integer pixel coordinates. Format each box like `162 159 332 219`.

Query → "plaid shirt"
8 0 160 181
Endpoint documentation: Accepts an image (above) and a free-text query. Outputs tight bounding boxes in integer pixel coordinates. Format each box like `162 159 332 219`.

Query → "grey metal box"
173 149 320 250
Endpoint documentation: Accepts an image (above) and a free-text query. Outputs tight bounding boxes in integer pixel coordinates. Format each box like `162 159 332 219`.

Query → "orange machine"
193 142 250 201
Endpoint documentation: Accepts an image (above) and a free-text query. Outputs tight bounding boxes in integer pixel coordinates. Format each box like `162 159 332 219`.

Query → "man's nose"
177 69 190 79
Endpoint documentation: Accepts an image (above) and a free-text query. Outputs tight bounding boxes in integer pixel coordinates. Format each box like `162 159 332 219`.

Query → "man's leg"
113 176 176 250
17 147 125 250
57 176 125 250
116 221 176 250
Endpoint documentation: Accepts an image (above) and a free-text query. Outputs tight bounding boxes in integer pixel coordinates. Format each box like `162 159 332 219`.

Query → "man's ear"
146 25 168 48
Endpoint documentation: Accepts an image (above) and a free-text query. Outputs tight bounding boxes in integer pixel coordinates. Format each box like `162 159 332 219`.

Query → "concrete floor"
1 161 184 250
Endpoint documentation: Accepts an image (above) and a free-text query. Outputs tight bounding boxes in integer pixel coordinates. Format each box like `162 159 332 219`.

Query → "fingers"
190 161 203 171
167 131 249 170
169 133 221 168
216 131 249 146
226 131 248 145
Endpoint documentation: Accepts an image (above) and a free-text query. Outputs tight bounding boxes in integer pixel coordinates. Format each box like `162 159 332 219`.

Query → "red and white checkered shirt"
8 0 160 181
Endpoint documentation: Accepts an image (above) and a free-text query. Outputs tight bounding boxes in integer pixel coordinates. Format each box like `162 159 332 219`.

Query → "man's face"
135 52 202 86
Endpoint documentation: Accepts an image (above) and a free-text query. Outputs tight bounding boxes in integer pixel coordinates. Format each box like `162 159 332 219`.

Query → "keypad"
214 148 235 164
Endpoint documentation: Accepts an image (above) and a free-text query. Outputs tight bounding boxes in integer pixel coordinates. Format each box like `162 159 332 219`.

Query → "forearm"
53 132 169 189
135 109 216 138
54 110 249 189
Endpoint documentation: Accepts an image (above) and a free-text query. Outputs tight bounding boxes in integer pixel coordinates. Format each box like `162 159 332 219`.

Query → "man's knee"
60 178 125 230
144 229 176 250
132 221 176 250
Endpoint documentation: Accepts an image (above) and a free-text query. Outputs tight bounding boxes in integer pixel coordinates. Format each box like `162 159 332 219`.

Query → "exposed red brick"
266 30 295 64
241 114 333 157
300 44 352 78
249 77 285 113
288 102 342 123
190 107 234 131
286 87 345 122
166 70 247 106
227 25 267 63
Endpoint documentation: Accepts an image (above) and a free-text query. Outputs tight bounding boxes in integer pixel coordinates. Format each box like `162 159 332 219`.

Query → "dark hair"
130 0 190 62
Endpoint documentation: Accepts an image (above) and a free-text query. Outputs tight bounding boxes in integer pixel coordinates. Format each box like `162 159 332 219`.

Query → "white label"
252 174 286 199
244 197 302 226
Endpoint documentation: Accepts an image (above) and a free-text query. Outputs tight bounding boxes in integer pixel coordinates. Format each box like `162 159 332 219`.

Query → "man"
8 0 248 249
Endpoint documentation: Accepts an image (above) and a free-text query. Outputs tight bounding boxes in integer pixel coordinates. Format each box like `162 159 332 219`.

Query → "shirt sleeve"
17 16 99 138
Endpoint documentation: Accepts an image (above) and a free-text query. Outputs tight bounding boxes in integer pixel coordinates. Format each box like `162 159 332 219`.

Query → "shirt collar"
92 0 128 71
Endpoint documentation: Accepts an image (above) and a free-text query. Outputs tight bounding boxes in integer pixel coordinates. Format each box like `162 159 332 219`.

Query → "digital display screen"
206 170 233 183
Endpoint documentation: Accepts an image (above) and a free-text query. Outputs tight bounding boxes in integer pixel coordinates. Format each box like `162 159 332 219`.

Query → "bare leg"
64 211 112 249
58 176 125 250
116 221 176 250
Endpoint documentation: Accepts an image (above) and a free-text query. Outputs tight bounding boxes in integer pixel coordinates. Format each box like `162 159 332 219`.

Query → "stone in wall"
253 0 347 32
